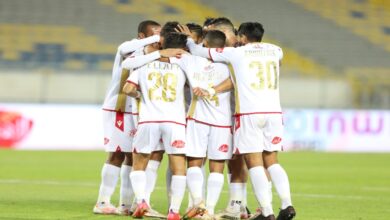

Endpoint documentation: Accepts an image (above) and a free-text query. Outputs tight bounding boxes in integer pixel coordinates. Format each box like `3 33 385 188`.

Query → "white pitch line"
0 179 386 201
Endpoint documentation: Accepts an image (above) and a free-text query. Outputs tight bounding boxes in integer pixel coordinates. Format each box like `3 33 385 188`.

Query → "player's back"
136 60 186 125
228 42 283 114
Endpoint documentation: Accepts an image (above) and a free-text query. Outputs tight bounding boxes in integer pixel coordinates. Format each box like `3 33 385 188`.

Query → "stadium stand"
0 0 335 77
290 0 390 53
0 0 388 108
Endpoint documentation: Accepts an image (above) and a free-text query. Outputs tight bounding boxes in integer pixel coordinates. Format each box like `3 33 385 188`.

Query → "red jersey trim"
138 120 186 126
208 49 214 62
102 108 139 115
234 112 282 116
126 80 139 87
187 117 231 128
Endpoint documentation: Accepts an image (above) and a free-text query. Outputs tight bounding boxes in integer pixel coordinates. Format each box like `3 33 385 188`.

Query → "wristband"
207 87 216 97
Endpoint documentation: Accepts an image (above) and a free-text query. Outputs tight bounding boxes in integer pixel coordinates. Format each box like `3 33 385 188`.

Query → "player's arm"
193 77 233 97
122 49 187 70
118 35 160 56
123 70 141 98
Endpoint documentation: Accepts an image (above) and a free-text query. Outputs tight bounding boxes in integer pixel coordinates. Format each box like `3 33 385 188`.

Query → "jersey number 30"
148 72 177 102
249 61 278 90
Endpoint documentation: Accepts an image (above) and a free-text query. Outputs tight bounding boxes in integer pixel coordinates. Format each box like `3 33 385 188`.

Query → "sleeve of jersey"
186 38 209 58
208 47 234 63
118 35 160 56
122 51 161 70
126 70 139 87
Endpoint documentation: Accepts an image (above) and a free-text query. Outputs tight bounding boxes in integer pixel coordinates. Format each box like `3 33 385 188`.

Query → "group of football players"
93 17 296 220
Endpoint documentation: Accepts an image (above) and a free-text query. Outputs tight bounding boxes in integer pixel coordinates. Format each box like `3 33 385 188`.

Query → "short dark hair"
186 23 203 38
160 21 179 38
210 17 235 33
203 17 215 28
162 32 187 49
237 22 264 42
204 30 226 48
137 20 160 34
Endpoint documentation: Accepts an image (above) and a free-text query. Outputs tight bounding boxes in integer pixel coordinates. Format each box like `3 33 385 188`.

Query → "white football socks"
169 175 187 213
97 163 120 204
187 167 204 205
145 160 160 205
130 170 147 204
119 165 134 206
166 166 172 204
206 172 224 215
248 166 274 216
227 183 244 213
268 164 292 209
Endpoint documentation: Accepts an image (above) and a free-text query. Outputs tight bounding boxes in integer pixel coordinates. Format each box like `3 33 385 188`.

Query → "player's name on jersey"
147 61 180 70
244 49 277 57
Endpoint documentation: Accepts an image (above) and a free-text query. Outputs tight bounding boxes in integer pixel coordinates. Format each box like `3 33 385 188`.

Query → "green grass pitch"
0 150 389 220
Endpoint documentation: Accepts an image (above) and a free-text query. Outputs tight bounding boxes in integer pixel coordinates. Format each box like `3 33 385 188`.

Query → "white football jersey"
127 61 187 125
102 46 144 113
208 42 283 115
171 54 232 127
102 36 160 113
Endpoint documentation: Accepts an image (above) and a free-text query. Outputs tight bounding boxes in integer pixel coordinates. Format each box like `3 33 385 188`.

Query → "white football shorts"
186 119 233 160
103 110 136 153
233 113 283 154
132 122 186 155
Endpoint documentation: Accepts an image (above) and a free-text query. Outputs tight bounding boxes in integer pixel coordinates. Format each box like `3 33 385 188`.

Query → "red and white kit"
171 54 233 159
127 60 187 154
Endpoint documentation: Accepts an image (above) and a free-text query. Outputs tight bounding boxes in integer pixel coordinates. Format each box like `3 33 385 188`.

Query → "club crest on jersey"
115 112 124 131
216 48 224 53
218 144 228 153
171 140 185 148
272 136 282 144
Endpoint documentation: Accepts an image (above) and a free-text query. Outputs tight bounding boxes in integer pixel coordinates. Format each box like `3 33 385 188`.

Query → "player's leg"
205 125 232 217
163 123 187 220
244 153 274 219
263 114 295 220
145 150 163 205
206 160 224 216
182 120 208 219
237 115 274 219
167 154 187 220
130 152 151 217
129 123 159 218
118 152 134 215
144 150 166 218
94 111 127 215
94 152 125 214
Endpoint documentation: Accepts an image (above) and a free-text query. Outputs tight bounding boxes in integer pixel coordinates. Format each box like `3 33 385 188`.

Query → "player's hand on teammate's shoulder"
160 48 188 58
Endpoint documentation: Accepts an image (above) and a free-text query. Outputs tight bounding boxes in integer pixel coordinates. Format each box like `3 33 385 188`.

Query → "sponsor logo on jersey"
218 144 228 152
129 129 137 137
171 140 185 148
0 110 33 148
104 137 110 145
272 136 282 144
